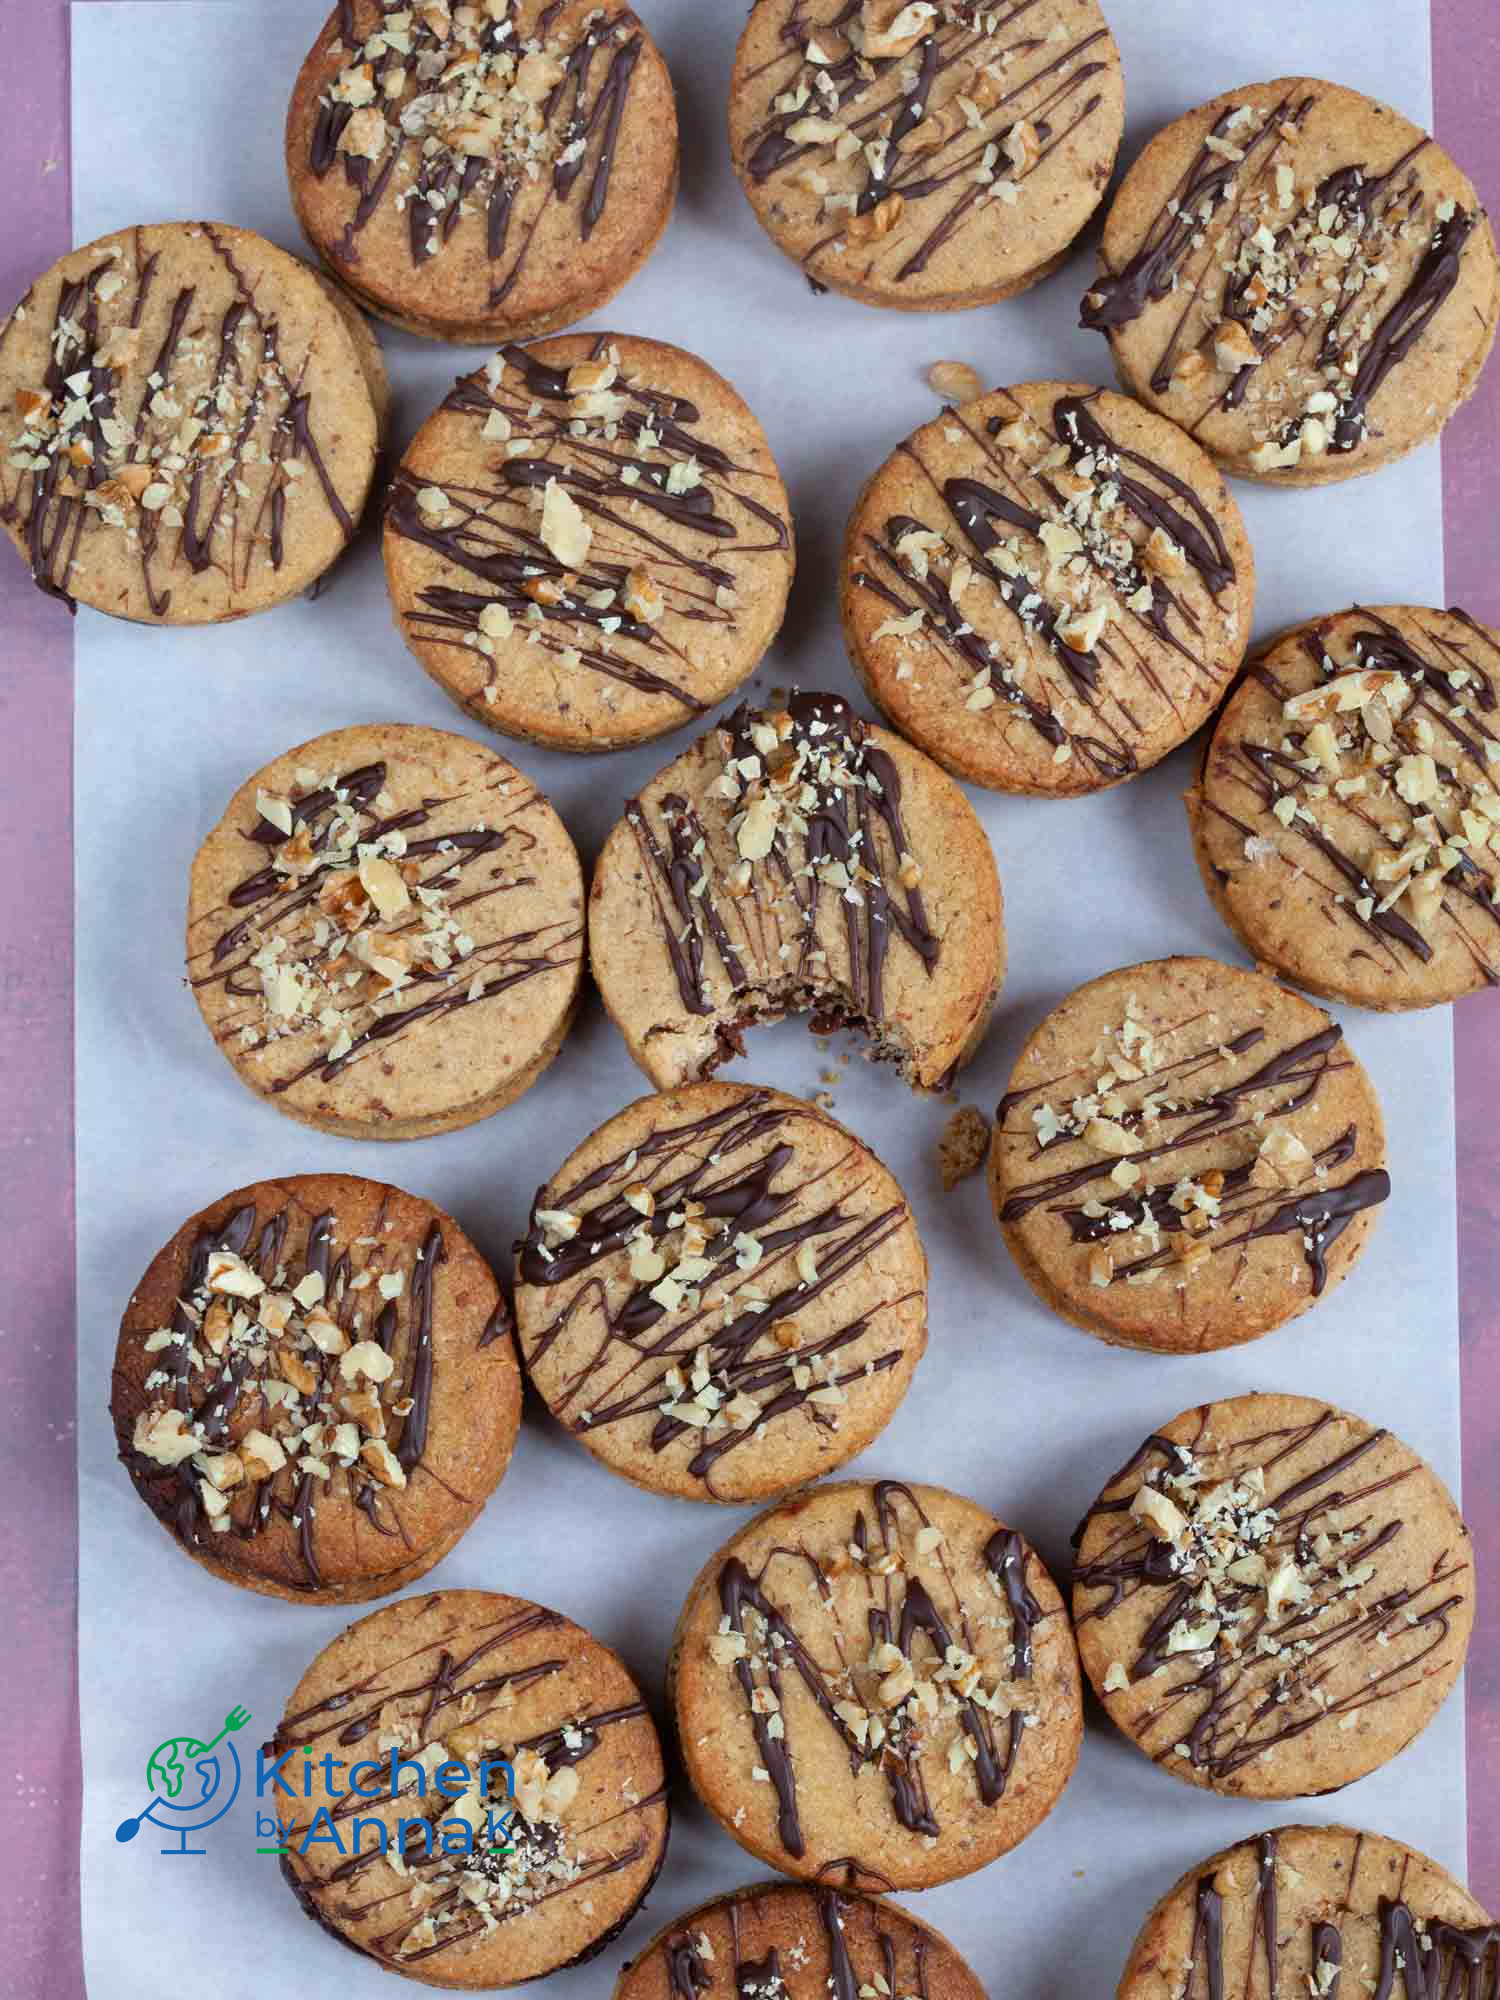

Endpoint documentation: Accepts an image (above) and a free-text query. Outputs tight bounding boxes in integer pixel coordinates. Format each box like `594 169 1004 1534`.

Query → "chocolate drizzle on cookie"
307 1 648 308
1198 609 1500 992
712 1483 1049 1859
1081 88 1483 468
1177 1830 1499 2000
738 1 1117 295
1073 1403 1469 1786
189 749 581 1104
0 223 359 614
998 1008 1389 1299
387 338 789 724
851 390 1243 786
622 693 943 1076
115 1191 449 1590
661 1883 947 2000
517 1089 917 1495
272 1595 666 1969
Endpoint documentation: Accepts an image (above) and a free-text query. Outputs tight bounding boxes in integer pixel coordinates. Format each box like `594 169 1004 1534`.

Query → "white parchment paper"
71 4 1462 1995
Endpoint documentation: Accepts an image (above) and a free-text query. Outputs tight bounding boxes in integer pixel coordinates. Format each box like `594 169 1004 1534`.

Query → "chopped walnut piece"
1211 321 1259 373
1084 1116 1138 1157
133 1408 200 1468
1252 1126 1312 1188
845 193 905 243
361 1438 408 1489
862 0 938 59
927 360 984 407
540 479 592 569
240 1429 288 1481
1131 1484 1189 1545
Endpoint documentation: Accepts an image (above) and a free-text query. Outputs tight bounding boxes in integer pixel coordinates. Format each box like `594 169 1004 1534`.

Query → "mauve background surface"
0 4 1494 1994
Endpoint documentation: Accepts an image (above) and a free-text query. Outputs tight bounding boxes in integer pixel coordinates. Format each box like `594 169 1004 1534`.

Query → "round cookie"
1187 605 1500 1009
728 0 1124 311
315 267 393 441
286 0 678 344
273 1588 669 1984
111 1175 520 1603
1081 79 1500 485
186 725 585 1141
989 957 1389 1353
383 335 795 752
589 691 1005 1091
841 381 1256 796
616 1882 988 2000
0 222 382 620
1118 1825 1494 2000
515 1082 928 1504
670 1479 1082 1890
1074 1393 1472 1799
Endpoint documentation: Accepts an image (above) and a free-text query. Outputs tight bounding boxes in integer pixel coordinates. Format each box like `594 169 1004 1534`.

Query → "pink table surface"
1 5 1496 1994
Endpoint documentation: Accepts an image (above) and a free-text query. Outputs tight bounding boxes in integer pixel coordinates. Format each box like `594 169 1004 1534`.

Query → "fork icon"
197 1705 252 1757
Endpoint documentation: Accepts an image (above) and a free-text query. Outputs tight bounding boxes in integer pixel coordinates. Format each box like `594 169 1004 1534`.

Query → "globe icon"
116 1705 249 1855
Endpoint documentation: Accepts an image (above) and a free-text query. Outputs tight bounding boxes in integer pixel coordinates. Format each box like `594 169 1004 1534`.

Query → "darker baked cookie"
1187 605 1500 1009
588 691 1005 1090
729 0 1124 310
841 381 1255 795
0 222 382 620
272 1588 669 1984
1073 1393 1472 1798
186 723 585 1139
112 1174 519 1602
514 1082 928 1504
1082 79 1500 484
989 956 1390 1353
615 1882 988 2000
670 1479 1082 1889
286 0 679 343
383 335 794 752
1119 1825 1494 2000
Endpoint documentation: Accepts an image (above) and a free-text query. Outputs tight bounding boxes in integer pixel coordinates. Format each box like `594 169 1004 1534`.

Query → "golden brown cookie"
1187 605 1500 1009
514 1083 928 1504
616 1881 988 2000
1081 79 1500 485
841 381 1256 795
0 222 381 620
383 335 795 752
1118 1825 1492 2000
186 723 585 1141
273 1588 669 1985
111 1175 520 1604
670 1479 1082 1890
728 0 1124 310
286 0 679 344
589 691 1005 1091
989 957 1389 1353
1074 1394 1471 1799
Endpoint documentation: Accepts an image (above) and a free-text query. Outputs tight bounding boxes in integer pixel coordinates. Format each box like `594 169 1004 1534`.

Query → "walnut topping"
845 193 905 243
133 1407 201 1467
861 0 938 59
540 479 592 569
361 1437 408 1489
927 360 984 406
1211 320 1260 374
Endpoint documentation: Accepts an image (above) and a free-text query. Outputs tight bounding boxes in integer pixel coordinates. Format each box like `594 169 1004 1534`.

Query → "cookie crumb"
938 1105 990 1190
